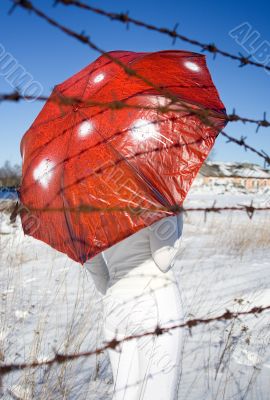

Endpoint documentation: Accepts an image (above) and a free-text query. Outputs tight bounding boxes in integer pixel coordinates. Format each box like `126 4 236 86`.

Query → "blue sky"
0 0 269 167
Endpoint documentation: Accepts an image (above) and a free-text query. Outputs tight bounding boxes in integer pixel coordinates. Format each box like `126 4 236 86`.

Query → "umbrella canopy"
19 50 227 264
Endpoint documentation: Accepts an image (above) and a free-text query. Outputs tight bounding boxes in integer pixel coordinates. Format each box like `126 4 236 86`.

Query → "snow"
0 190 270 399
204 161 270 178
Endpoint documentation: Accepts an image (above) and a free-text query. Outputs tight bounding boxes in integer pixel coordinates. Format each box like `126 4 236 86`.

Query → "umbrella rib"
60 113 84 262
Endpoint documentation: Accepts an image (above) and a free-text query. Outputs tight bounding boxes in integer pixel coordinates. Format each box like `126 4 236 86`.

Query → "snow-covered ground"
0 188 270 400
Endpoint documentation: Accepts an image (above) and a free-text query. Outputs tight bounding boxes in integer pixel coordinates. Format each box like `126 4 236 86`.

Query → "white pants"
85 215 185 399
101 269 184 400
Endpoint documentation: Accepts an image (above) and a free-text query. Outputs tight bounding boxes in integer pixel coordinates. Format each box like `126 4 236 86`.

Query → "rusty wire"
51 0 270 71
54 0 270 72
2 201 270 224
1 91 270 133
0 302 269 378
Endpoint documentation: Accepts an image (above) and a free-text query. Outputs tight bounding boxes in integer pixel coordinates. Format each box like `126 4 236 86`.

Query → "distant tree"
0 161 22 187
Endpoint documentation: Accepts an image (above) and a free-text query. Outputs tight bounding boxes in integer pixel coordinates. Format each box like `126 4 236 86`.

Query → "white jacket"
84 212 183 295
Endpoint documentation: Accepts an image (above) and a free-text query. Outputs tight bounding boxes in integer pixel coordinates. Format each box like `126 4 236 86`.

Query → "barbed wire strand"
55 0 270 72
3 202 270 224
0 302 269 379
1 91 270 133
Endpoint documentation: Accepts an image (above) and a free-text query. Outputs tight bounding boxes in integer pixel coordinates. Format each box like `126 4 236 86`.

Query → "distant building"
194 161 270 191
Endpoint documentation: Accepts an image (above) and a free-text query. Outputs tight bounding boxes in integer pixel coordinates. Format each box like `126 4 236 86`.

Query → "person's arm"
149 212 183 273
84 252 110 295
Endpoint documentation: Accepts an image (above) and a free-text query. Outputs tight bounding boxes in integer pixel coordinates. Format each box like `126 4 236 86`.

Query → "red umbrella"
19 50 227 264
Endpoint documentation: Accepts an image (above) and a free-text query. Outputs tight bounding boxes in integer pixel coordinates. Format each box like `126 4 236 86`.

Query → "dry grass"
201 213 270 259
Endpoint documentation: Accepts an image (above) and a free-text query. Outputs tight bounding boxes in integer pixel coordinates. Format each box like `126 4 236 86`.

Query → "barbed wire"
227 110 270 132
0 302 269 378
3 201 270 224
221 131 270 166
54 0 270 72
1 91 270 133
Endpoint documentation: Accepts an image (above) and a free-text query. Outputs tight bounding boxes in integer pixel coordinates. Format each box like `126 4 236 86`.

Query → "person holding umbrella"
19 50 226 399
